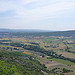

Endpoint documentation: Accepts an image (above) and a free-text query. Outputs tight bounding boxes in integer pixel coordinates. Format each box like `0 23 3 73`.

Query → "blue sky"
0 0 75 30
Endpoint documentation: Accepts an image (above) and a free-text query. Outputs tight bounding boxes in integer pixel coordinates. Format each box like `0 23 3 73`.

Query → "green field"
49 58 75 65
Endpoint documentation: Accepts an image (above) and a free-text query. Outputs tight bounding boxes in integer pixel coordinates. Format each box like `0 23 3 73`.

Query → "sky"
0 0 75 31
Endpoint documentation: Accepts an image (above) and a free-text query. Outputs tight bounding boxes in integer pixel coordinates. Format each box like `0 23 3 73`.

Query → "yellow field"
23 52 32 55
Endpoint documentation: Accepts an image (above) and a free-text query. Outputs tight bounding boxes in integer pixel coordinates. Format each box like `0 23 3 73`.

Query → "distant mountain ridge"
0 28 56 32
0 28 75 37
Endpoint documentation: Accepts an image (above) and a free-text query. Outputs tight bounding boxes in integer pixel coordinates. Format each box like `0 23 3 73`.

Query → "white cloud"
13 0 75 23
0 0 75 17
0 0 75 30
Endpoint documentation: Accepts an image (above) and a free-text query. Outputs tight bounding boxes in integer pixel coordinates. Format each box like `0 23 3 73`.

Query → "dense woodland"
0 50 48 75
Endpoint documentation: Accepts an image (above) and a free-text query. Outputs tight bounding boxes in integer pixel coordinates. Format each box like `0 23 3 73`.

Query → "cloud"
0 0 75 17
13 0 75 23
0 0 75 30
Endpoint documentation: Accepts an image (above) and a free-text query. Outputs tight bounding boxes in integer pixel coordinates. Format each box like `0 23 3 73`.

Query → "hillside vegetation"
0 30 75 75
